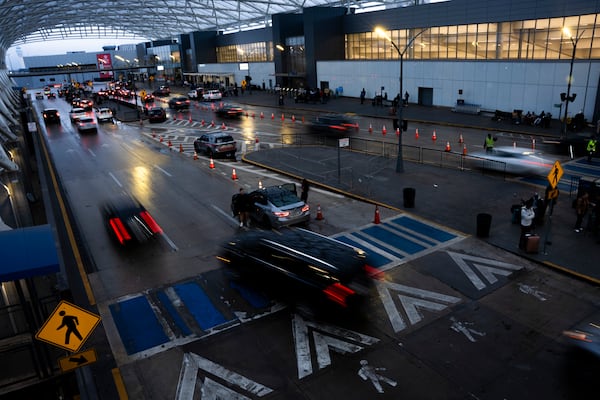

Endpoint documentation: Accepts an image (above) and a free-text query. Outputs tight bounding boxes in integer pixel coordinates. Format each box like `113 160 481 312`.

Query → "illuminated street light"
560 27 585 138
374 27 427 173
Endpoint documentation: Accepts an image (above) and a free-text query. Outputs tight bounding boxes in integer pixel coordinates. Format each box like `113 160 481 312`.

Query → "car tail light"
109 217 131 244
329 125 347 131
363 264 384 280
273 211 290 218
301 204 310 212
139 211 163 234
323 283 355 307
563 330 593 342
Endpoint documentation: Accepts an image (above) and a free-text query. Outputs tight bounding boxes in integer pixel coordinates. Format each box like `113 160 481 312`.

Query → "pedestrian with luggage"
574 191 590 233
519 198 535 249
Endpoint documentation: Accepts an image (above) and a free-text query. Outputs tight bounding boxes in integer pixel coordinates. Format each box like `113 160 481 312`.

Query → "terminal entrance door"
418 87 433 106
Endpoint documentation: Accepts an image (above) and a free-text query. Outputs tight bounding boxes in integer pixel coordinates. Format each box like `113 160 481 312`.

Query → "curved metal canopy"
0 0 425 49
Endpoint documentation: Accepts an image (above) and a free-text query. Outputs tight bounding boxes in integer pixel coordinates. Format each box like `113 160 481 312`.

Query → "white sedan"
76 116 97 133
69 107 87 123
467 146 554 176
95 107 114 123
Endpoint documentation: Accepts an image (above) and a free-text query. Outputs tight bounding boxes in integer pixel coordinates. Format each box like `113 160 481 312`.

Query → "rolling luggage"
525 234 540 254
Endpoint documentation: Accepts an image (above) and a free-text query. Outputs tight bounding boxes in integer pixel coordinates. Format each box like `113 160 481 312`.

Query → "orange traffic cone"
316 204 324 220
396 128 400 136
193 152 198 160
231 168 238 180
513 141 517 148
382 125 387 135
168 140 172 147
159 136 164 142
462 144 468 156
251 112 255 118
281 113 285 121
188 115 192 123
373 206 381 224
179 143 184 153
415 128 419 139
445 141 451 152
458 133 464 143
532 138 536 150
302 116 305 124
245 111 249 117
201 119 205 126
209 158 215 169
210 120 215 127
152 133 156 138
369 124 373 134
432 130 437 141
292 115 296 122
221 122 226 130
260 112 264 119
173 114 177 120
271 113 275 120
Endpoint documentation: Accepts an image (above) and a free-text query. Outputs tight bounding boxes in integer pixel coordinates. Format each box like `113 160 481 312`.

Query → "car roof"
43 108 59 112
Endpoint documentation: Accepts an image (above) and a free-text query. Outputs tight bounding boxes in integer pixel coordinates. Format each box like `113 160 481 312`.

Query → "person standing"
232 188 251 227
587 137 597 163
360 88 366 105
519 199 535 249
301 178 310 203
404 91 409 106
483 133 496 153
574 192 590 233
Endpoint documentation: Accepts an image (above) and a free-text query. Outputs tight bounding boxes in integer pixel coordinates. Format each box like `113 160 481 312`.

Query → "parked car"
76 116 97 133
467 146 554 176
214 104 244 118
69 107 87 123
153 86 170 97
168 96 191 110
309 114 360 135
101 192 163 246
95 107 114 123
202 89 222 101
187 88 203 99
193 132 236 158
243 183 310 228
218 227 379 310
147 107 167 123
42 108 61 124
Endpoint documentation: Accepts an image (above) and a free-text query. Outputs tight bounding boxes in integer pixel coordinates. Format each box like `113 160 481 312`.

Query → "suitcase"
525 234 540 254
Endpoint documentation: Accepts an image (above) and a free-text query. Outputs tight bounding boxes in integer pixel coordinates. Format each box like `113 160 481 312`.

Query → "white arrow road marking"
176 352 273 400
447 251 523 290
377 281 461 333
292 314 380 379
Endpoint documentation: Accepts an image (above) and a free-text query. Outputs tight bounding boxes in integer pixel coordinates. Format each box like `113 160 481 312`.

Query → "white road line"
154 164 172 177
87 148 96 157
108 172 123 187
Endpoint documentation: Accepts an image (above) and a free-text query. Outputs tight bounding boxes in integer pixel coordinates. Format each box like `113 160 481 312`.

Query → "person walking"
587 137 597 163
519 199 535 249
574 191 590 233
301 178 310 203
360 88 366 105
232 188 251 227
404 91 409 106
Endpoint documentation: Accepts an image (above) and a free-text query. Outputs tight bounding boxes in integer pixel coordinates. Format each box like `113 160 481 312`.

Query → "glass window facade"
216 42 273 62
346 13 600 61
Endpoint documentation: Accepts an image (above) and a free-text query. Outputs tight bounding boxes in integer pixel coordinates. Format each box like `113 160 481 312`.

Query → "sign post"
35 300 101 353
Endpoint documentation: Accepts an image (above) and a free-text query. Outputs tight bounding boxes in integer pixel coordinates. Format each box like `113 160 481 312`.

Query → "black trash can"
476 213 492 238
403 188 416 208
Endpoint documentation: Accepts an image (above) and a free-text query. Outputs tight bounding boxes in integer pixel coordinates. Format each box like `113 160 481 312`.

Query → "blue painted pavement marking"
109 296 169 355
173 282 230 331
230 281 272 309
156 290 192 337
334 235 392 267
352 231 408 259
361 225 426 255
389 215 457 243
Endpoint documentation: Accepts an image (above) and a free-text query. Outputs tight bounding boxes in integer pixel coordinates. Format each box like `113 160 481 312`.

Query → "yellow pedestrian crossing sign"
547 161 563 189
35 301 101 353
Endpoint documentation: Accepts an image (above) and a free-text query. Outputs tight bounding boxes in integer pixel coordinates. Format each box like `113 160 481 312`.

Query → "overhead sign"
547 161 563 189
58 348 98 372
36 300 101 352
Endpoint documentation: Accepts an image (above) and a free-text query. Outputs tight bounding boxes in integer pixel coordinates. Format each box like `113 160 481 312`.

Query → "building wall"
318 59 600 119
197 62 275 88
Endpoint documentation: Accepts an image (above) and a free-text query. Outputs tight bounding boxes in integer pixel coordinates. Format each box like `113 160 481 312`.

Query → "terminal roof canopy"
0 0 426 49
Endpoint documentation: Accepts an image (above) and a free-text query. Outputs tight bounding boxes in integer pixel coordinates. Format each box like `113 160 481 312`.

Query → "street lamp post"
561 28 585 138
375 27 427 173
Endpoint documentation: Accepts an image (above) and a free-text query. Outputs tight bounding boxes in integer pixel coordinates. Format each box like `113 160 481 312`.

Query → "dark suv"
219 228 379 311
193 132 237 158
42 108 61 124
147 107 167 123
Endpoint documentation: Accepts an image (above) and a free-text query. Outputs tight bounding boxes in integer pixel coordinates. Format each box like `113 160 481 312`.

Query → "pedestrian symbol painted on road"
450 317 486 342
358 359 397 393
36 300 101 352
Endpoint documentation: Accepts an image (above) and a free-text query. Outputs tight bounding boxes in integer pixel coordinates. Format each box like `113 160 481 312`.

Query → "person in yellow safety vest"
587 137 597 162
484 133 496 153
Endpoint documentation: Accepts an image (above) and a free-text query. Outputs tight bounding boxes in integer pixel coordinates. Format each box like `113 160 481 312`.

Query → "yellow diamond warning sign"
35 301 101 353
547 161 563 189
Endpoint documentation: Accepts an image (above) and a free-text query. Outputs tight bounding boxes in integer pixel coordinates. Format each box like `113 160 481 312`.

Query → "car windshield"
215 136 233 144
265 188 301 207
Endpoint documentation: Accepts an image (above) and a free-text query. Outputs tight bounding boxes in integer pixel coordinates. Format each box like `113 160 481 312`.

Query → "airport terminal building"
14 0 600 128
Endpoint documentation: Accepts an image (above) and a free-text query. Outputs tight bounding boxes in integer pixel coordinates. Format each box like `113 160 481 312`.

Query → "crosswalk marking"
446 251 523 290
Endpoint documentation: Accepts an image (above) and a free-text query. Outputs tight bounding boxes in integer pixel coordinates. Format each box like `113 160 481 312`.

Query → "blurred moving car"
35 92 44 100
153 86 170 97
214 104 244 118
69 107 87 123
193 132 237 158
309 114 359 135
147 107 167 123
47 91 56 99
187 88 203 99
141 93 155 103
78 99 94 110
168 96 191 110
218 227 379 310
467 146 554 176
563 311 600 359
102 193 163 246
76 116 97 133
42 108 61 124
202 90 223 101
95 107 114 123
243 183 310 228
